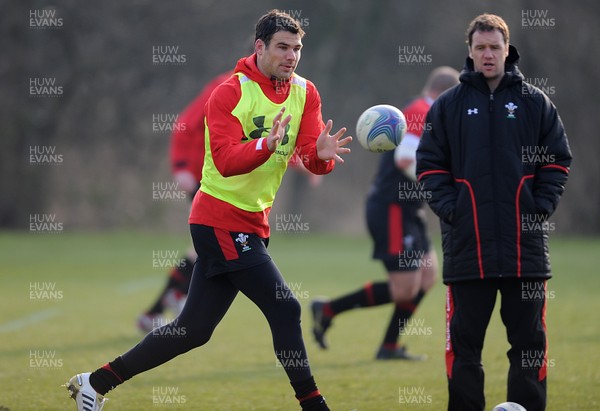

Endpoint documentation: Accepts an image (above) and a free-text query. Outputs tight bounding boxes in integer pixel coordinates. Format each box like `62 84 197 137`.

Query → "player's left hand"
316 119 352 163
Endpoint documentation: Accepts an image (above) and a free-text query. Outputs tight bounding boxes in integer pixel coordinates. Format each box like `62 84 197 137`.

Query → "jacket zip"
489 91 505 276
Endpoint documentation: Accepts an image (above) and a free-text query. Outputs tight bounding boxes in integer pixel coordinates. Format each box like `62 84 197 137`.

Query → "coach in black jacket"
417 14 571 411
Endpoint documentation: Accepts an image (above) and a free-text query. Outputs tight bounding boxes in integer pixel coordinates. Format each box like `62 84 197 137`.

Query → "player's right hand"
267 107 292 152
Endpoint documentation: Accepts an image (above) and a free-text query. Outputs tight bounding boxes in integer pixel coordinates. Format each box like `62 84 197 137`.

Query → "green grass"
0 231 599 410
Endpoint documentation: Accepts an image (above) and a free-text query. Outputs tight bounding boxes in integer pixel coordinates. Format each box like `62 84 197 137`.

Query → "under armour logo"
467 108 479 115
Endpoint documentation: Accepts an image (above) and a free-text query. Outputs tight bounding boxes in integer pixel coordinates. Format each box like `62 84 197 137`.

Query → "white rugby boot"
64 372 107 411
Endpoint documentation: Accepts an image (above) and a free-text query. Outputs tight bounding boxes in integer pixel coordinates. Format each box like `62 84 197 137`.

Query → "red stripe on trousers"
214 228 239 261
364 282 376 306
539 280 548 381
388 203 403 256
445 286 455 379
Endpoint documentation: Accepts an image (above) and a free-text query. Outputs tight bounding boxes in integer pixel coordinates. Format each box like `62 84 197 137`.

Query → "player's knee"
421 271 437 292
390 283 419 303
189 325 217 347
284 296 302 321
388 272 420 303
272 296 302 325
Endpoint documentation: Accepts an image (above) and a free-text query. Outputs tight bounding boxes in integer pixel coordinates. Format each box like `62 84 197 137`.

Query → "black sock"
171 257 194 294
328 281 390 316
291 376 329 411
89 357 131 396
146 258 194 315
382 290 426 347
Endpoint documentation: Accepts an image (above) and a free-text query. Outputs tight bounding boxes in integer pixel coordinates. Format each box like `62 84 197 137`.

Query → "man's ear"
255 39 265 56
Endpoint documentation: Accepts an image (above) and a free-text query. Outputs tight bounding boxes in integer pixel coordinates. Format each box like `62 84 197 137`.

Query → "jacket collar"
459 45 524 93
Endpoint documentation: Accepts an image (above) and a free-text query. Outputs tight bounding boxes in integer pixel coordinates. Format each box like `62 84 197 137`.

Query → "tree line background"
3 0 599 235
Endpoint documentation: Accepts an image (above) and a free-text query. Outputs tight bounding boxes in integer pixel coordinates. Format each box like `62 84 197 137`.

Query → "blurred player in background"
66 9 349 411
137 70 232 332
311 66 459 360
417 14 571 410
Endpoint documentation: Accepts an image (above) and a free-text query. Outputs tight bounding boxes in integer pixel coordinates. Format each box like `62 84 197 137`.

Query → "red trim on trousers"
214 228 239 261
445 286 455 379
388 203 403 256
539 281 548 381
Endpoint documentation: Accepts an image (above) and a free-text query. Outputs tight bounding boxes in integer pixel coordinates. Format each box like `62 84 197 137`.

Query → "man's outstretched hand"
316 119 352 163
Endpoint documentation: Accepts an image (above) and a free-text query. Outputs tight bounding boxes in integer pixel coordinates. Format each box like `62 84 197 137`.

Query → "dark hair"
465 13 510 46
255 9 305 47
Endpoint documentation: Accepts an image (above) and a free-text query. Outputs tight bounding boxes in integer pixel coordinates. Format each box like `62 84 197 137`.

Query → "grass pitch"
0 231 598 410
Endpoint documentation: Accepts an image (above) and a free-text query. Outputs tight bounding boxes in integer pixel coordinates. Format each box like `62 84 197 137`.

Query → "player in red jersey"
138 68 323 332
137 71 232 332
311 67 459 360
66 10 350 411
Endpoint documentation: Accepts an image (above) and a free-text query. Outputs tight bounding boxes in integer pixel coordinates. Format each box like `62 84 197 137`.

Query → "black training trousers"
121 232 312 383
445 278 548 411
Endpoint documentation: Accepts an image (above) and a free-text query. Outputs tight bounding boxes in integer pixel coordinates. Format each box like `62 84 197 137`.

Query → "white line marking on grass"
0 308 61 333
117 277 162 294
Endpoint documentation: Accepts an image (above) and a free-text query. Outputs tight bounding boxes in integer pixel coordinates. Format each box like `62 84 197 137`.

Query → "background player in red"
137 70 232 332
311 67 459 360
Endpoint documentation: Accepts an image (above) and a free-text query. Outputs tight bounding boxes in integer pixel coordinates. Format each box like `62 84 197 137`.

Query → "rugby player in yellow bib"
66 9 351 411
